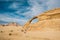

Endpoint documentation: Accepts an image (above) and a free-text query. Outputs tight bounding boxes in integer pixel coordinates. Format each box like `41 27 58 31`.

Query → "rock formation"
0 8 60 40
23 8 60 31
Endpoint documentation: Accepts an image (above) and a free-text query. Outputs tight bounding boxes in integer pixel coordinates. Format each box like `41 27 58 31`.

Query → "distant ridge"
0 22 21 27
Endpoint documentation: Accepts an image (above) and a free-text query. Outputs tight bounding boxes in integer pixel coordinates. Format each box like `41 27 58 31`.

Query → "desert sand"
0 8 60 40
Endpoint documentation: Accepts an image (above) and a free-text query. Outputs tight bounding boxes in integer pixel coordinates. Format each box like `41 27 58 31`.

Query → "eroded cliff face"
37 8 60 20
23 8 60 32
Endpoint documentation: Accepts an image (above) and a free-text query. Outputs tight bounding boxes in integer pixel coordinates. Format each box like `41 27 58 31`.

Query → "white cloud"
16 0 48 17
19 0 48 18
0 14 27 25
9 0 48 19
47 0 60 10
9 2 20 10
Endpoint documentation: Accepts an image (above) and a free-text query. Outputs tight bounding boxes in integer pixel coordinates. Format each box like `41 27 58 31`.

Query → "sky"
0 0 60 26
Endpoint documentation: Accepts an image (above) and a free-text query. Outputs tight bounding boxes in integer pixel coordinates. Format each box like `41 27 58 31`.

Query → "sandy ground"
0 24 60 40
0 31 60 40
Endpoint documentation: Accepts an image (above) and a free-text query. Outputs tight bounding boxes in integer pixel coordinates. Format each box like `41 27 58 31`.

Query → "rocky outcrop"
23 8 60 32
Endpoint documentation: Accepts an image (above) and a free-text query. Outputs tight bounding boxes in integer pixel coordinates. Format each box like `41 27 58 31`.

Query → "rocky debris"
0 22 21 27
7 22 20 26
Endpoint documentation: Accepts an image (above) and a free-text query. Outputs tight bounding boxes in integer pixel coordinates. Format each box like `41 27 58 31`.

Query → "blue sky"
0 0 60 25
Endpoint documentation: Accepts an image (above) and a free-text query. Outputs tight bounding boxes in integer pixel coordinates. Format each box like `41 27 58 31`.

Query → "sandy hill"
0 8 60 40
0 22 25 40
